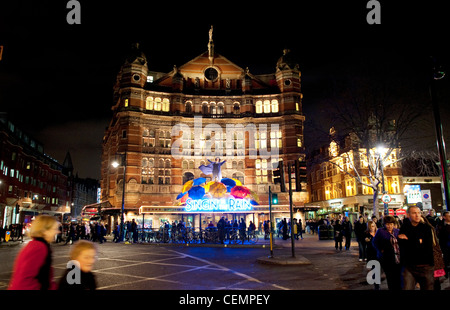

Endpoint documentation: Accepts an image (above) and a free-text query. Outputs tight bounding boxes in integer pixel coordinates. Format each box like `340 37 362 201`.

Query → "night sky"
0 1 449 180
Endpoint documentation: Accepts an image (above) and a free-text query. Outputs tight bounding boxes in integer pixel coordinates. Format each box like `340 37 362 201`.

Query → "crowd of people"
332 206 450 290
6 205 450 291
63 221 108 244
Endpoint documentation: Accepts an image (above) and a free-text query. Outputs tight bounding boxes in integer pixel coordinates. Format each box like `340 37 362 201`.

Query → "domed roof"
276 49 298 71
125 43 147 66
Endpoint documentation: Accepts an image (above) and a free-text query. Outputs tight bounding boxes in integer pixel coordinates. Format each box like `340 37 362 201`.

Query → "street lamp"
112 152 127 242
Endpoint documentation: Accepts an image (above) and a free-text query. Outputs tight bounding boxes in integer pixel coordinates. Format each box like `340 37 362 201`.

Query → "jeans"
402 265 434 290
357 241 366 259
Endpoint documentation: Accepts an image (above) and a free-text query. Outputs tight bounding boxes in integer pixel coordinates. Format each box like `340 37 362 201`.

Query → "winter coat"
8 238 57 290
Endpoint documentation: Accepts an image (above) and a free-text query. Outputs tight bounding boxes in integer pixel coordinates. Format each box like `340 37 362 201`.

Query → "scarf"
390 233 400 264
34 237 52 290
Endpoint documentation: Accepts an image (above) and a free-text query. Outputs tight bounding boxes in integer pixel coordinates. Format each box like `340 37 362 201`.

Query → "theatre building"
99 29 307 230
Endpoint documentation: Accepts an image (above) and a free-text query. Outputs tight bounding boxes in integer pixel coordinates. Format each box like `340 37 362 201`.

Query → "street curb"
118 241 282 249
256 255 312 265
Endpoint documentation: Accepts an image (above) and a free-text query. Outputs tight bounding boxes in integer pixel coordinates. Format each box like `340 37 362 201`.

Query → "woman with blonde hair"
8 215 59 290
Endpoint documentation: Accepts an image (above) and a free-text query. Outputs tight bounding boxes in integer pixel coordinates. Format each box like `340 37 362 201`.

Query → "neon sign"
185 197 252 212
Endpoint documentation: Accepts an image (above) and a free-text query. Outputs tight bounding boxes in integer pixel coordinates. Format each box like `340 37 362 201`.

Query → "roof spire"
208 25 214 64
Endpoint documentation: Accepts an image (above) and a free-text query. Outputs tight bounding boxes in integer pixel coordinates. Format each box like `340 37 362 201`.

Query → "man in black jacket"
398 205 434 290
437 211 450 277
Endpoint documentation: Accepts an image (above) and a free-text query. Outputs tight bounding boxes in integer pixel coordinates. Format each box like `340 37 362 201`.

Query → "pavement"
1 232 450 291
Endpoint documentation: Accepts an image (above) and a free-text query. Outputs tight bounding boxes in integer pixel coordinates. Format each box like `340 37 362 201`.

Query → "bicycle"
229 229 246 244
247 229 258 244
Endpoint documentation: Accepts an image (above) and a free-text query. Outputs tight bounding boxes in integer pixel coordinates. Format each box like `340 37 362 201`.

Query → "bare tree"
319 74 433 215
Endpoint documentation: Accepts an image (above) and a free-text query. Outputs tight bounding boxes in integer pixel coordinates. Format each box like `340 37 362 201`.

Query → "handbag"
431 228 446 277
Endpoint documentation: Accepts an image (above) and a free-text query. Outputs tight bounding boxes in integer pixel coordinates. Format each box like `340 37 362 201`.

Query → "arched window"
232 172 244 184
271 99 279 113
183 172 195 184
162 98 170 112
264 100 271 113
210 102 217 115
146 97 154 110
217 102 224 115
202 102 209 114
154 98 162 111
255 101 263 114
185 101 192 114
233 102 240 115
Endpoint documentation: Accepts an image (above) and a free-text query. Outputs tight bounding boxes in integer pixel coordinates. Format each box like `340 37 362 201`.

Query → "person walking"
333 219 343 251
298 219 303 240
354 216 368 261
437 211 450 278
365 220 379 289
373 215 402 290
342 216 353 250
58 240 98 290
398 205 435 290
217 216 226 244
8 215 59 290
65 223 76 245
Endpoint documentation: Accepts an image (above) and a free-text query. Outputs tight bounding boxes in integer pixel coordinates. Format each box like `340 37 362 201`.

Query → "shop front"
137 200 291 233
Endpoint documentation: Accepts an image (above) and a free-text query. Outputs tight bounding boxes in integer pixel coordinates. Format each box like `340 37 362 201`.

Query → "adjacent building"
0 114 72 227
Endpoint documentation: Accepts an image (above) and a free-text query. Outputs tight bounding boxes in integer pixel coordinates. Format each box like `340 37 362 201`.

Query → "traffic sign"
381 194 392 204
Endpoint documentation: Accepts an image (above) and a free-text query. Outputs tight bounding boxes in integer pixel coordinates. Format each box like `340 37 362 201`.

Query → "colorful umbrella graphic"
193 177 207 186
231 178 242 186
202 180 216 192
230 186 250 199
208 182 227 198
181 180 194 193
187 185 205 200
246 189 259 203
220 178 236 192
176 192 187 200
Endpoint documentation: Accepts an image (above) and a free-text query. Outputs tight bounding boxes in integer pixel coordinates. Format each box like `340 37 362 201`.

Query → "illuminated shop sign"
185 197 252 212
404 185 422 204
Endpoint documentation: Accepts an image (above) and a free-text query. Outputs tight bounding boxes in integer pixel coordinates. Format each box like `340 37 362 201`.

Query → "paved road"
1 233 449 291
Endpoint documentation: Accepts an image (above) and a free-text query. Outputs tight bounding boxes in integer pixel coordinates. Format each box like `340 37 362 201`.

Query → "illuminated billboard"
404 185 422 204
185 197 252 212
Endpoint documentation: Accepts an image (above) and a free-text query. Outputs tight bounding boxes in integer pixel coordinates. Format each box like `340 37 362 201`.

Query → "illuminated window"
271 130 282 149
362 177 374 195
159 131 171 148
141 157 154 184
264 100 271 113
146 97 154 110
256 101 263 114
260 132 267 150
325 186 331 200
124 99 129 107
271 100 279 113
346 179 355 196
154 98 162 111
255 159 268 184
162 98 170 112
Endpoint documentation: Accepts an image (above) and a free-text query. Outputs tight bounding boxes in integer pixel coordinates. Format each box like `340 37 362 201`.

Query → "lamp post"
112 152 127 242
